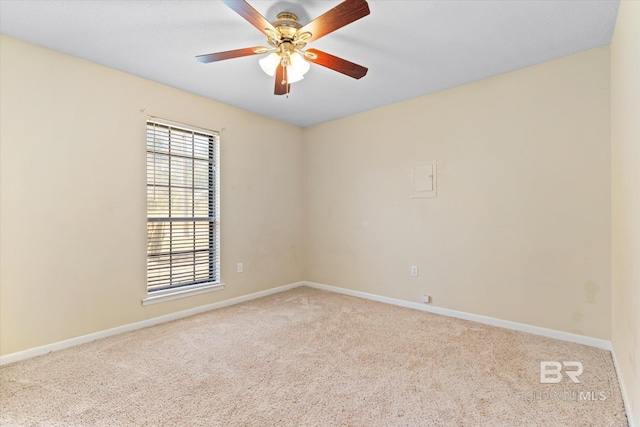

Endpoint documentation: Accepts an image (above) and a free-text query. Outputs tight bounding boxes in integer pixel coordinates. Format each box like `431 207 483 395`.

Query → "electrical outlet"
237 262 243 273
411 266 419 277
422 295 431 304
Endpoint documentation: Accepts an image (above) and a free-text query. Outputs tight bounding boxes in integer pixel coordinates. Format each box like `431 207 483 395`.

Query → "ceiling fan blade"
274 65 289 95
196 47 267 63
297 0 370 43
222 0 276 36
305 49 368 79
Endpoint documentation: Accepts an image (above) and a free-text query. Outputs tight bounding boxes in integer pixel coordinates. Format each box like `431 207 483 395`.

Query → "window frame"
143 117 222 305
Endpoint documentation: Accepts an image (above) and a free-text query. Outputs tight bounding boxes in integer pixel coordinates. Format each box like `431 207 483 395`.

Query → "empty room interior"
0 0 638 425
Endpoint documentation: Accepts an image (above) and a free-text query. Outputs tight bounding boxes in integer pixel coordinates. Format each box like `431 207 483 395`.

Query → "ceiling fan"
196 0 370 95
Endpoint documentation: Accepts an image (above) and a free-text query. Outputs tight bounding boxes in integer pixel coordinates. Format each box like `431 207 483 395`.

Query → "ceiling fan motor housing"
269 12 311 67
273 12 301 39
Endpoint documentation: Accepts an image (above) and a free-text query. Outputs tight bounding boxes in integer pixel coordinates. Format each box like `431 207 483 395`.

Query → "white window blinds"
146 118 220 293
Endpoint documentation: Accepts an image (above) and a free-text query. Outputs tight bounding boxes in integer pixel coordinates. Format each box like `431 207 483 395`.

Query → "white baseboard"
0 281 304 366
611 344 637 427
303 281 613 350
1 279 614 358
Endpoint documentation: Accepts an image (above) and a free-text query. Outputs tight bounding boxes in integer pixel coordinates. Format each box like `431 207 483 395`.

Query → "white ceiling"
0 0 619 127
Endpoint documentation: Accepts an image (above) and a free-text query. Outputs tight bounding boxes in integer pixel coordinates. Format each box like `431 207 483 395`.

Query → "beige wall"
0 35 305 355
611 0 640 423
0 33 621 357
305 47 612 339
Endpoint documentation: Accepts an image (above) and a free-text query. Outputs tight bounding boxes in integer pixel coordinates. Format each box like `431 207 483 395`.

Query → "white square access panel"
411 161 437 199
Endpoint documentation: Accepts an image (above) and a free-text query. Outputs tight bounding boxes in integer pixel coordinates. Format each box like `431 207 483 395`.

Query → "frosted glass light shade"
259 52 280 76
286 66 304 83
289 52 310 76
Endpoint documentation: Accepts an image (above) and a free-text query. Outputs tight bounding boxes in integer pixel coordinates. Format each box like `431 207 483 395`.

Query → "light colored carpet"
0 286 628 426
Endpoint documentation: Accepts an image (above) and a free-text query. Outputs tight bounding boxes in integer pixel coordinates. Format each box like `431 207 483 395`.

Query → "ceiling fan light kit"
196 0 370 95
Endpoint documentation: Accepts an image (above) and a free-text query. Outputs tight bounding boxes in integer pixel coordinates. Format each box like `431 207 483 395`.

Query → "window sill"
142 282 225 306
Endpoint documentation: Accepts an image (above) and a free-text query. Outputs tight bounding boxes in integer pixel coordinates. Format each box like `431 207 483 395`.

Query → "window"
145 118 221 303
